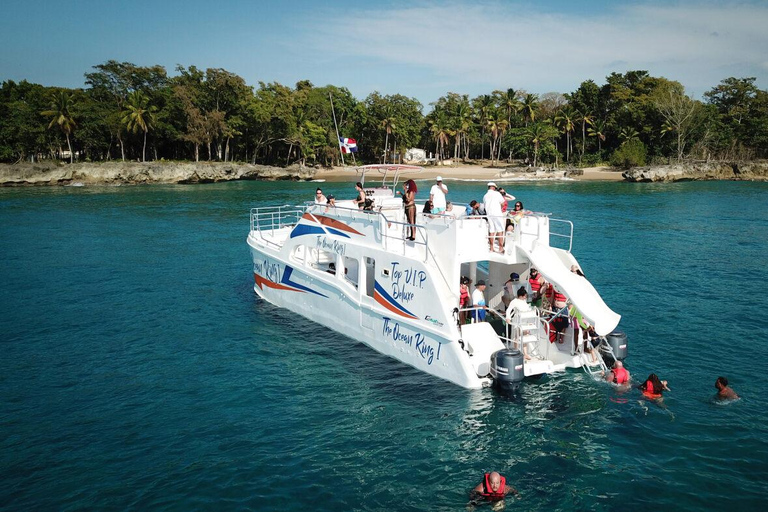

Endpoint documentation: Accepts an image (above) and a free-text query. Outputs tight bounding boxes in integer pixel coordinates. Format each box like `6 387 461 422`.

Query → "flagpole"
329 92 345 167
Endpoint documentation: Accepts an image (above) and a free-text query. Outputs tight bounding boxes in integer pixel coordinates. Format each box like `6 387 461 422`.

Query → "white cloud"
304 0 768 101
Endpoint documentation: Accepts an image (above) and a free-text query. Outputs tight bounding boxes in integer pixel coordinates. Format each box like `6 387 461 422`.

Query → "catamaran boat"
247 165 627 389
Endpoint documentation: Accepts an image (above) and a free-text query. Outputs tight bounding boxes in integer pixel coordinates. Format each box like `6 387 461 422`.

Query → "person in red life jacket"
639 373 669 399
472 471 518 501
604 360 631 385
715 376 739 400
528 268 544 308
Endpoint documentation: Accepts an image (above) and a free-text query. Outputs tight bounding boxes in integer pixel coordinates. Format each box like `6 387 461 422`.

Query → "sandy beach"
313 164 624 182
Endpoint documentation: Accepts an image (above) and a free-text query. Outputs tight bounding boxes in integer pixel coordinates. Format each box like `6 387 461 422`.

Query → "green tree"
587 118 607 152
121 91 157 162
554 106 576 163
41 90 77 163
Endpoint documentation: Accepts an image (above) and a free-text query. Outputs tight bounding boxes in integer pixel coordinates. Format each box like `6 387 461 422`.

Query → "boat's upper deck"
249 199 574 286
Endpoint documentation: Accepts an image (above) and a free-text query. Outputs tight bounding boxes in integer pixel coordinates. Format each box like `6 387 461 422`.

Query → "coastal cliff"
622 161 768 182
0 161 316 186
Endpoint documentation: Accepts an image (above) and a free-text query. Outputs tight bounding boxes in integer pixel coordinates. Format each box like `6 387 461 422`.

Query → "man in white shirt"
483 182 505 253
430 176 448 214
471 280 487 322
506 288 534 360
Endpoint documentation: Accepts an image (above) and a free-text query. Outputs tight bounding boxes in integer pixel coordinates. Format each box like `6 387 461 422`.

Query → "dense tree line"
1 61 766 167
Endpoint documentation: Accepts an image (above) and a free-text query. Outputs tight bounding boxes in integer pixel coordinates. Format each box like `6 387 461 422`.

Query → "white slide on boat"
519 242 621 335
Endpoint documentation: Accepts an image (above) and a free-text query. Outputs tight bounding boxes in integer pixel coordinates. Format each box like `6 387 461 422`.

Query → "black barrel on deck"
606 331 628 360
490 349 525 390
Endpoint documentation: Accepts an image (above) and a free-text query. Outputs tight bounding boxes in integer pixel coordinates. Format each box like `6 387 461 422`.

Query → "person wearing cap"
314 188 327 204
483 182 506 253
430 176 448 214
472 280 488 322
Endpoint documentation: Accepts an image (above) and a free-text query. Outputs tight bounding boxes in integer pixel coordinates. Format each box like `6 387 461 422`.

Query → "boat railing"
250 205 306 247
549 218 574 252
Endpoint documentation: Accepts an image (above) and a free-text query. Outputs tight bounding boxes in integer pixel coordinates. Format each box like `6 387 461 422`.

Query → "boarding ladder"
578 335 609 377
507 307 545 359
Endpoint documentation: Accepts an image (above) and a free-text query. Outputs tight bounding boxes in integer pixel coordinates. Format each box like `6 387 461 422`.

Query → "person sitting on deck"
422 200 434 217
314 188 327 204
471 471 518 502
467 200 486 217
715 376 739 400
445 201 458 218
325 194 336 212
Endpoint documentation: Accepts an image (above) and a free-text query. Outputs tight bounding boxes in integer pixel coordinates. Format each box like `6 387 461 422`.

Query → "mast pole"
330 92 345 167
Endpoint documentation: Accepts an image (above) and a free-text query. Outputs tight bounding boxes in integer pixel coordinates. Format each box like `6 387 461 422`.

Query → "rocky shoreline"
0 161 315 186
2 160 768 186
622 161 768 182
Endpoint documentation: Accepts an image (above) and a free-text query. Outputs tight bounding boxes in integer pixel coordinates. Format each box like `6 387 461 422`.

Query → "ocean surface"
1 178 767 511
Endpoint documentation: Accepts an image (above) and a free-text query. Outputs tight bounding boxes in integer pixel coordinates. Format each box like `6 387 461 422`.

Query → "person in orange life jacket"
604 360 631 385
715 376 739 400
639 373 669 399
472 471 518 501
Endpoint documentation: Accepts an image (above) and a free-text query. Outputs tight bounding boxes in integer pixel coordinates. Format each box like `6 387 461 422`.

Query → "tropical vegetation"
1 61 767 168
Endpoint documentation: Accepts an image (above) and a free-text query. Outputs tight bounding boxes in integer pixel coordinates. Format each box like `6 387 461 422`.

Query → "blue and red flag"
339 137 358 154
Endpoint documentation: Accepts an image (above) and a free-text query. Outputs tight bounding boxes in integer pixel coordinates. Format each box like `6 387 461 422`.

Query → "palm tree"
499 88 521 127
587 119 607 151
554 107 576 163
429 112 450 164
521 93 539 126
122 91 157 162
618 127 640 146
486 113 508 167
453 99 472 160
473 94 494 160
42 91 77 163
578 110 593 161
524 122 557 167
380 108 396 164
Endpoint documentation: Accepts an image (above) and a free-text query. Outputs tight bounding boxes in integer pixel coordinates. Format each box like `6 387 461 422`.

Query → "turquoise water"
1 179 767 511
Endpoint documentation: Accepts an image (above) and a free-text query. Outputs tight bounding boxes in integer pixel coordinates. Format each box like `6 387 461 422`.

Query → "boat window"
312 248 336 274
343 256 359 289
364 257 375 298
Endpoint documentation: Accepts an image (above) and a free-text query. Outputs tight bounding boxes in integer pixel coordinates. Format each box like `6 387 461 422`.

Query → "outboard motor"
490 348 525 391
606 331 628 361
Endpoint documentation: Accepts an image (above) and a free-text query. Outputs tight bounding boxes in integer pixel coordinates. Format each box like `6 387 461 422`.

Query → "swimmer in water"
604 360 631 385
639 373 669 399
715 376 739 400
471 471 518 503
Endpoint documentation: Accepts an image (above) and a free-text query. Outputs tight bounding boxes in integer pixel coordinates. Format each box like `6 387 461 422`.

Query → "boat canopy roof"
349 164 423 192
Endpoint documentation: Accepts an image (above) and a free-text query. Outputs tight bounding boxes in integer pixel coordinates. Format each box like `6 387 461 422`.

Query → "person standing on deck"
396 179 417 240
430 176 448 214
483 182 505 253
472 280 488 322
353 182 366 209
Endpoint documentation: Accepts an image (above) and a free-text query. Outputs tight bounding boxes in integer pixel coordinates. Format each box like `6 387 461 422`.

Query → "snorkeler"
715 376 739 400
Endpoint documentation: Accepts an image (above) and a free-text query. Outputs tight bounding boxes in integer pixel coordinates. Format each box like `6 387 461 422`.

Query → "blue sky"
2 0 766 107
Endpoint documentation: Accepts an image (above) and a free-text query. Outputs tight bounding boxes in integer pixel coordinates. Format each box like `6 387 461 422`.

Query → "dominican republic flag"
339 137 358 154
